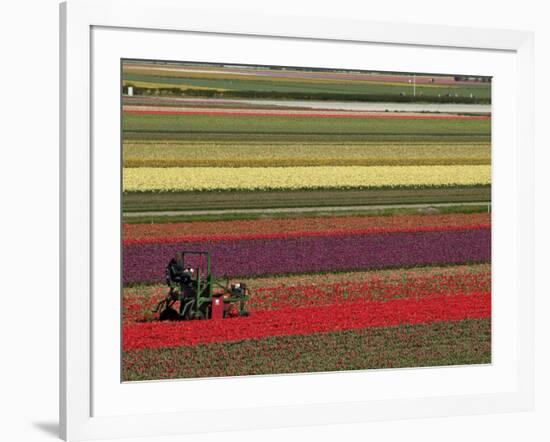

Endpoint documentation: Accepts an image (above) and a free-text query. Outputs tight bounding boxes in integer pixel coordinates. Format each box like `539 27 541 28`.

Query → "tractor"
153 251 250 321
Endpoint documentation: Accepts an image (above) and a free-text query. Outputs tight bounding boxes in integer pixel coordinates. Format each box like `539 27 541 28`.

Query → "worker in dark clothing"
159 254 195 320
165 254 196 301
165 253 185 286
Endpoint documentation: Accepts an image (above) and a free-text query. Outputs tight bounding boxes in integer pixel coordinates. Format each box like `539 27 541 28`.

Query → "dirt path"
123 96 491 114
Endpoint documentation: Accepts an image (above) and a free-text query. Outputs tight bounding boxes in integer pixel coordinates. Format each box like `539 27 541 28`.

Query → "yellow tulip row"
123 165 491 192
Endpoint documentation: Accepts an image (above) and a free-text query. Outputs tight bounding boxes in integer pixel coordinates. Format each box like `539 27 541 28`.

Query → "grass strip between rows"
122 203 491 224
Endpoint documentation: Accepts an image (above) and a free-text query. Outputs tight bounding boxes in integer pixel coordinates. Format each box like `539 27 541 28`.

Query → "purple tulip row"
122 228 491 285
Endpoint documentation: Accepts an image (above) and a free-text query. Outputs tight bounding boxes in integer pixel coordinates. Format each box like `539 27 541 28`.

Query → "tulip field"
121 60 492 381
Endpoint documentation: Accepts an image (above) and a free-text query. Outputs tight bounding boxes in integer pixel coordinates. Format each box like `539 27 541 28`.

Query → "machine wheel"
159 307 179 321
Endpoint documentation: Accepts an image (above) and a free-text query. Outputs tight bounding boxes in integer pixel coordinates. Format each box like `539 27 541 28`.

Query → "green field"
122 131 490 143
122 97 491 212
123 204 490 224
122 186 491 212
123 69 491 99
121 63 491 213
123 113 491 136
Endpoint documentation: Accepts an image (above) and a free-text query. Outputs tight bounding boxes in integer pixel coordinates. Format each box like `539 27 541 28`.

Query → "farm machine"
154 251 250 321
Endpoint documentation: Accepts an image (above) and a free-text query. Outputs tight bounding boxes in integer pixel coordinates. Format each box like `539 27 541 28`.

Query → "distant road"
123 201 490 218
123 95 491 114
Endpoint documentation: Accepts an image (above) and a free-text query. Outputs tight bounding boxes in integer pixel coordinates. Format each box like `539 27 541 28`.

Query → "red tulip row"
123 212 491 242
122 291 490 350
123 107 491 120
122 265 491 324
249 271 491 311
123 223 490 246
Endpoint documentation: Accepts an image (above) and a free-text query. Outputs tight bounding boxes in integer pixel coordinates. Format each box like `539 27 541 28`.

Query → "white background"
0 0 547 441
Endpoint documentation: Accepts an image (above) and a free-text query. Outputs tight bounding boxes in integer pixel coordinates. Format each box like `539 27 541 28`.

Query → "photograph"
120 59 492 382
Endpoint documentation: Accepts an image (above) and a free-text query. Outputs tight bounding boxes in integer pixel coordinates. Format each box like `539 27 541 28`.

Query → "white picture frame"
60 0 534 440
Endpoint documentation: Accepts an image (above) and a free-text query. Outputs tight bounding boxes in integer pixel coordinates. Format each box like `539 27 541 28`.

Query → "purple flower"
122 229 491 285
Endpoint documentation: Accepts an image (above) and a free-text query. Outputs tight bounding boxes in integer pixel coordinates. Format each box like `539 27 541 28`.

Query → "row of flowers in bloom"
122 264 491 323
123 212 491 242
123 139 490 169
124 107 492 120
122 317 492 381
122 291 491 349
123 224 489 246
123 165 491 192
122 228 491 284
249 271 491 311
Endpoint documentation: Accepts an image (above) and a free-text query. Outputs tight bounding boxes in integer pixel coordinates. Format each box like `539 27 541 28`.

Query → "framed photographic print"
60 0 534 440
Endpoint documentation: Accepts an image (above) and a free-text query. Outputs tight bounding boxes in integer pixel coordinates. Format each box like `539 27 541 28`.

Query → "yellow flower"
123 165 491 192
